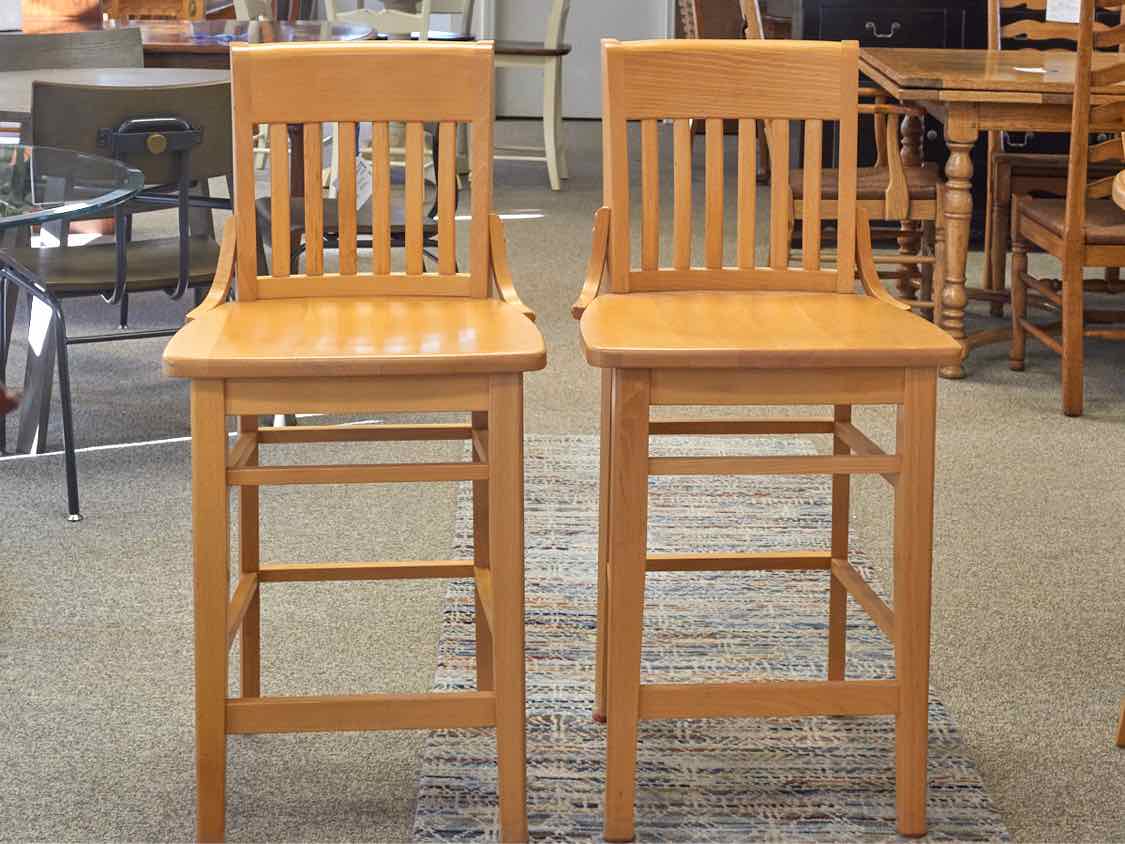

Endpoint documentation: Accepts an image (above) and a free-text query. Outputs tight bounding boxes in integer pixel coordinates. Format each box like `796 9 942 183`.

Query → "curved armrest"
571 207 611 319
856 208 910 311
488 214 536 323
185 216 236 322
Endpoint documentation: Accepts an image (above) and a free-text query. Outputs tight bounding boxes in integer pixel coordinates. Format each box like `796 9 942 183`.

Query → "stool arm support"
185 217 237 323
488 214 536 323
856 208 910 311
571 206 610 319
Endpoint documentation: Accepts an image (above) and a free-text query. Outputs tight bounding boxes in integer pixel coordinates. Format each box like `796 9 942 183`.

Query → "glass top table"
0 145 144 230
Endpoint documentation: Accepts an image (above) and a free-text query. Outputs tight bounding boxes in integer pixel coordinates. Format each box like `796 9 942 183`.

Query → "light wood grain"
226 692 497 733
258 560 474 581
637 680 899 720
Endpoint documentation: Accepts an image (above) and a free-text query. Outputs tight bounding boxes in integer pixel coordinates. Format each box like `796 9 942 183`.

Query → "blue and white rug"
412 434 1007 841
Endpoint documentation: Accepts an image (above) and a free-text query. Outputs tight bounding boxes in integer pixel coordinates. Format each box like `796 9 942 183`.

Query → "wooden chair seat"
1020 198 1125 245
8 237 220 294
790 163 940 201
994 151 1120 175
492 38 572 57
580 291 960 370
164 296 546 379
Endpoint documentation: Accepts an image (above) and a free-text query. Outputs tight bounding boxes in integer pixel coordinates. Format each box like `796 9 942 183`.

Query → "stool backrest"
600 38 859 295
229 40 494 301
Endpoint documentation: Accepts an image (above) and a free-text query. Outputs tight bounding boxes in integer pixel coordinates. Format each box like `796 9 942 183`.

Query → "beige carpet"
1 119 1122 841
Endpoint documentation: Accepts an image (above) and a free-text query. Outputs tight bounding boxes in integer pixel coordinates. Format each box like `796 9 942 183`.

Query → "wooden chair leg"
594 368 613 723
543 57 563 191
487 375 528 843
472 410 495 692
1009 231 1028 372
190 380 230 843
238 415 261 698
989 160 1012 318
1061 260 1085 417
893 368 938 838
919 222 935 320
1116 698 1125 748
896 220 921 301
934 192 946 328
828 404 850 681
603 368 650 844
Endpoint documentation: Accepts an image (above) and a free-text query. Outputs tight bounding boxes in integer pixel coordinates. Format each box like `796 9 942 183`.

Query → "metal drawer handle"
865 21 901 39
1003 131 1036 149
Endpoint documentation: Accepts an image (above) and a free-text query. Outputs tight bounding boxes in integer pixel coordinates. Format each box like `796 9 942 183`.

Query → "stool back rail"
1009 0 1125 415
573 37 961 842
163 40 543 843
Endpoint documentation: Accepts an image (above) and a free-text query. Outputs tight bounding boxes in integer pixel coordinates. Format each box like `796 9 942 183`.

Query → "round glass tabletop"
0 145 144 231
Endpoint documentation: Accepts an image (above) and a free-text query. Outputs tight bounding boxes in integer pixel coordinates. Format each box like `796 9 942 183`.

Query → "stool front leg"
828 404 851 681
190 380 231 843
893 368 938 838
238 415 261 699
594 367 613 723
604 368 651 844
487 375 528 843
472 410 495 692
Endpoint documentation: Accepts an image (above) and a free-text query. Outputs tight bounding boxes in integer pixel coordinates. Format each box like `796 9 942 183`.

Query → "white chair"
233 0 272 18
494 0 571 190
324 0 433 37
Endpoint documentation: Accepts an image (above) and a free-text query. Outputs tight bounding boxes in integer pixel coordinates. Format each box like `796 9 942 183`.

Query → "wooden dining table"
861 47 1125 378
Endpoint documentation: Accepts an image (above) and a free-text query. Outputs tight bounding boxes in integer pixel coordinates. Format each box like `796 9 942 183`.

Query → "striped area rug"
411 434 1007 842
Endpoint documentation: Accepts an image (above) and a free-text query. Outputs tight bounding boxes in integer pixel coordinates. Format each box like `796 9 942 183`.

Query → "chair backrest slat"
229 41 493 299
802 119 823 270
600 37 859 296
736 117 757 269
672 118 693 270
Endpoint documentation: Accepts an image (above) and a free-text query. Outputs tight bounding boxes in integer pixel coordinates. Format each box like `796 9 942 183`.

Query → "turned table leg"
939 113 977 379
897 112 925 302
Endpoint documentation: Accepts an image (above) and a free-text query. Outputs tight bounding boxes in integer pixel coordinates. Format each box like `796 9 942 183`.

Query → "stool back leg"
487 374 529 842
603 368 651 844
191 380 231 843
893 368 938 837
828 404 851 681
472 409 495 693
238 414 261 698
594 367 613 723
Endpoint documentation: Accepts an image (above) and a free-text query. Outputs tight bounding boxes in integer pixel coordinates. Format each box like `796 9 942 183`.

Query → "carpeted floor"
1 119 1123 841
413 435 1008 842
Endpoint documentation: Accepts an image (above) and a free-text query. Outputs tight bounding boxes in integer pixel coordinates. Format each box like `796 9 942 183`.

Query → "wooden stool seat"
791 163 941 202
580 291 959 369
165 297 546 378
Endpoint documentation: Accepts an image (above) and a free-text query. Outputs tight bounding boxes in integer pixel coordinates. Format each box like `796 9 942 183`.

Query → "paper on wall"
1046 0 1080 24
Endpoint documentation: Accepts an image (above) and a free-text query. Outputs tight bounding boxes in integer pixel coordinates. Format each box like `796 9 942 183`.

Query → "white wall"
0 2 21 29
491 0 672 118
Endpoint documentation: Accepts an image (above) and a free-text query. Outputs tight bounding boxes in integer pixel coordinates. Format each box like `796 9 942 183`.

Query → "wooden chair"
493 0 572 190
162 40 543 842
1009 0 1125 416
742 0 947 314
985 0 1125 316
102 0 205 19
573 37 961 841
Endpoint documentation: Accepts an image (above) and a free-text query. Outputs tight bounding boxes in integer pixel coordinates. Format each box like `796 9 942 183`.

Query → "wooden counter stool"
163 41 543 843
573 38 961 841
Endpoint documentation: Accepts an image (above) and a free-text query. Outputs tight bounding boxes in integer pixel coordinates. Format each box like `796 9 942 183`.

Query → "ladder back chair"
743 0 946 315
573 37 961 841
984 0 1125 316
1009 0 1125 416
325 0 433 37
162 40 543 842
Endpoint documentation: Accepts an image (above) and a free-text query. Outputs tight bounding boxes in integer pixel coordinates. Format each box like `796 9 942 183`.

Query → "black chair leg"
53 306 82 522
0 277 11 454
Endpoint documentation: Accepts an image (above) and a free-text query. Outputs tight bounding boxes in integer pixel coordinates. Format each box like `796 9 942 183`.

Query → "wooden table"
861 47 1125 378
0 67 230 131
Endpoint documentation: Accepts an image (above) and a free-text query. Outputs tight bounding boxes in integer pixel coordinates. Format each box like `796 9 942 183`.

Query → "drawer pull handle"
1003 131 1036 149
865 21 901 39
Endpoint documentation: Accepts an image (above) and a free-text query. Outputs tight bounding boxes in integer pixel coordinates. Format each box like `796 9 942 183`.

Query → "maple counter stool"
162 40 544 843
574 38 962 841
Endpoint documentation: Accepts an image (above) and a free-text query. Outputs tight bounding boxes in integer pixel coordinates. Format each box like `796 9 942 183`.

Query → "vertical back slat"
302 122 323 276
232 74 258 299
673 118 692 270
603 45 630 291
268 123 291 278
768 120 790 270
405 121 425 275
438 121 457 275
705 117 724 269
372 121 391 275
802 119 823 271
469 60 494 297
737 118 756 269
835 43 860 291
640 119 660 270
336 121 358 275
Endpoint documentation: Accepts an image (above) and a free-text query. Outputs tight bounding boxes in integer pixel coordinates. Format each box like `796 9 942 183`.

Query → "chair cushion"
9 237 220 295
579 291 961 369
1020 198 1125 246
790 163 940 201
163 297 546 379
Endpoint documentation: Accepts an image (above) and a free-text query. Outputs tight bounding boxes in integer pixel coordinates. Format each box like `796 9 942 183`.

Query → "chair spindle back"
600 38 859 295
229 41 493 302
